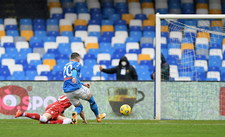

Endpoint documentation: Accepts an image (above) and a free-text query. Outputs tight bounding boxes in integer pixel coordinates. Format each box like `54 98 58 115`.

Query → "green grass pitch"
1 119 225 137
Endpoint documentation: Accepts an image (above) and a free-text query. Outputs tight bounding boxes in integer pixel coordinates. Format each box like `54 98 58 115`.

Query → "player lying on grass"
15 95 87 124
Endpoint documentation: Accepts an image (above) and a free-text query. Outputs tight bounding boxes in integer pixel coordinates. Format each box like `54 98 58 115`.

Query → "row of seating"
49 0 225 18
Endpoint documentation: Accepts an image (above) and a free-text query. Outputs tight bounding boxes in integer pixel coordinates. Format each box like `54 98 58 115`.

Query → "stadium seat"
36 64 51 75
21 30 34 41
27 53 41 64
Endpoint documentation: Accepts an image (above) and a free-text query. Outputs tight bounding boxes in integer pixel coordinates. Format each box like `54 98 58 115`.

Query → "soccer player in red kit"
15 95 87 124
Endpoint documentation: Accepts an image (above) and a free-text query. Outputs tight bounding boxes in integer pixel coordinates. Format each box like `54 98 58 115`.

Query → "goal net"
155 14 225 120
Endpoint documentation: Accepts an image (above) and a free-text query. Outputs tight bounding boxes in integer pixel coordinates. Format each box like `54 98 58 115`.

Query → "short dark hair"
70 52 80 59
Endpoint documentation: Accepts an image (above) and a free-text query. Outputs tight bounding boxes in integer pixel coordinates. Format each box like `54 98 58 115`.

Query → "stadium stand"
0 0 225 81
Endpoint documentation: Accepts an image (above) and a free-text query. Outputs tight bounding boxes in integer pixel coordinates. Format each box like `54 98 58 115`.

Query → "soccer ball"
120 104 131 115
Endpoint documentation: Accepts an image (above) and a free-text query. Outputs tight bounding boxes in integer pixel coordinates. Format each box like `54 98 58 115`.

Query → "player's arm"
80 111 87 124
83 83 90 88
100 66 117 74
72 69 77 83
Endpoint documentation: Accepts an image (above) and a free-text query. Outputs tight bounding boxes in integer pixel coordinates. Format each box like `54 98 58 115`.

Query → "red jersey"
45 95 72 119
52 95 72 109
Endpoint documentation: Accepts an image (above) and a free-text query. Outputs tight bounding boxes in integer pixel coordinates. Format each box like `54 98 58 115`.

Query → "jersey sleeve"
72 62 81 71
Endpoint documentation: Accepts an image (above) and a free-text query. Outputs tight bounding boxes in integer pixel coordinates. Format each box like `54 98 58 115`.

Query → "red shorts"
44 104 64 119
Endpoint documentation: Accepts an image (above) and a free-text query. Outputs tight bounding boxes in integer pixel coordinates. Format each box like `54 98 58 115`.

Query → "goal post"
155 14 225 120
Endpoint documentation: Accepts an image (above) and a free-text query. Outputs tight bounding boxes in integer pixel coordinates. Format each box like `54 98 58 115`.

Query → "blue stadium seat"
143 31 155 38
128 49 141 54
19 48 32 55
167 55 179 65
58 43 72 55
135 14 147 21
91 13 102 20
29 60 42 67
99 36 111 43
88 19 101 25
114 20 126 25
168 43 180 49
90 8 101 14
0 66 10 77
109 14 121 23
6 30 19 37
34 25 46 31
101 20 114 25
42 53 55 59
88 49 99 58
126 37 139 43
24 65 36 71
5 48 18 58
140 60 153 66
143 26 155 31
130 26 142 31
55 54 69 60
33 19 45 25
40 71 53 80
75 26 87 31
61 31 73 38
12 71 25 80
52 14 64 19
102 32 114 38
5 25 18 31
102 2 114 8
47 49 60 54
47 19 59 25
16 59 28 66
89 32 101 39
57 59 68 66
34 31 47 38
47 31 60 37
83 53 96 60
84 59 96 66
30 37 44 48
208 56 221 68
114 25 127 31
43 36 56 42
70 38 83 44
3 43 15 48
0 76 5 80
99 60 111 66
103 8 115 19
64 8 75 13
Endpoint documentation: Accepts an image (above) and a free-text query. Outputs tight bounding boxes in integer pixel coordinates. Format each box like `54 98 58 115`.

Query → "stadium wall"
0 81 225 120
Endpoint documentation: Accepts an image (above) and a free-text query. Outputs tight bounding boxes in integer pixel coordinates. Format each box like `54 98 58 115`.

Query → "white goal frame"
155 13 225 120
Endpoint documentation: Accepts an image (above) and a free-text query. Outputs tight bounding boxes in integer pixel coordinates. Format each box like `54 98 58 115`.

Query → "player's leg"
86 94 106 122
71 102 83 124
15 110 51 123
80 111 87 124
78 86 106 122
47 115 72 124
65 92 83 124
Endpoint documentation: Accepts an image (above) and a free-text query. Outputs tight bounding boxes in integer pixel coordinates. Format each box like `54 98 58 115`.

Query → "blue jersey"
63 61 82 92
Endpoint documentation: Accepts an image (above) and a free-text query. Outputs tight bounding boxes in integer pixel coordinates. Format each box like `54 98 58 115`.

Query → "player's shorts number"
64 64 73 78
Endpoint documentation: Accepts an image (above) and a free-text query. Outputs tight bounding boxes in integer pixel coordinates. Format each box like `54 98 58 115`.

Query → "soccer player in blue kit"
63 52 106 124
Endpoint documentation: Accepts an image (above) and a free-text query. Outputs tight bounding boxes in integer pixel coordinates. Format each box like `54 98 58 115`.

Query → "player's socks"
24 113 41 120
72 104 83 124
63 118 72 124
74 103 83 114
24 113 48 123
48 120 63 124
88 96 99 117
